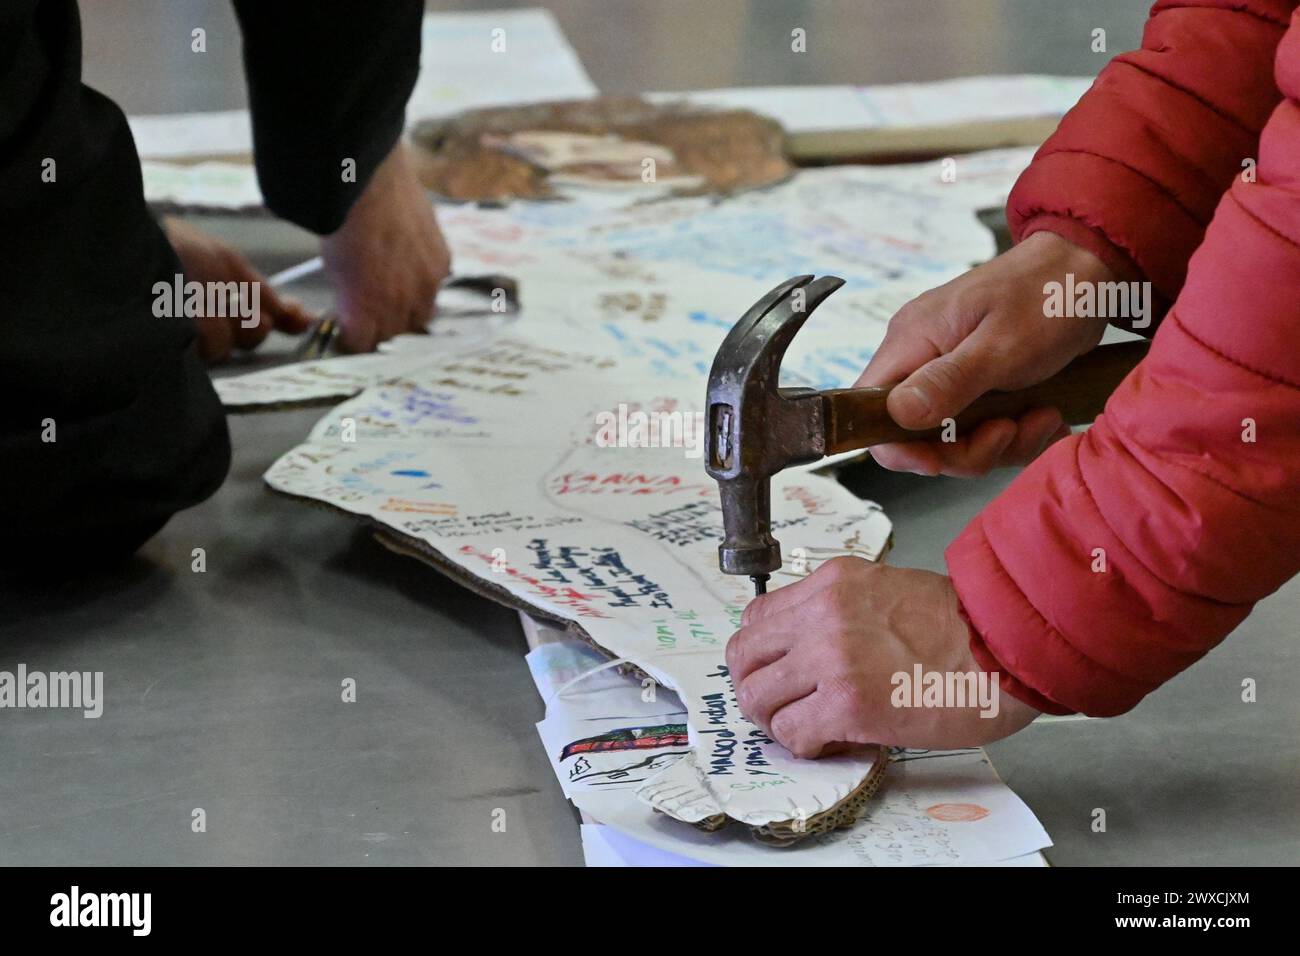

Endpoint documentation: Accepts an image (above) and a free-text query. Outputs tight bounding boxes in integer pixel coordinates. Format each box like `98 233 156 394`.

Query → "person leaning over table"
728 0 1300 752
0 1 450 578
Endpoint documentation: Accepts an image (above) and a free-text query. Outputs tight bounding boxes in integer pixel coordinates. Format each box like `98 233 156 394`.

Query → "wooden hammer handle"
822 340 1149 455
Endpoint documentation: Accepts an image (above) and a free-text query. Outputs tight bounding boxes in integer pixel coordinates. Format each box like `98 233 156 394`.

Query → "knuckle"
885 307 916 334
820 673 866 717
816 555 860 585
887 297 930 335
922 353 968 394
735 679 756 714
944 449 992 478
789 740 821 760
940 288 986 332
724 637 744 677
812 565 872 613
769 710 807 753
785 731 824 759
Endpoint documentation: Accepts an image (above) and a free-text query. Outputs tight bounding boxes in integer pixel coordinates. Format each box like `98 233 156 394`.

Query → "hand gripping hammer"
704 275 1148 596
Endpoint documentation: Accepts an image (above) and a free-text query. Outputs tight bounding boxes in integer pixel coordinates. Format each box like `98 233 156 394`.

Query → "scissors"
290 274 520 361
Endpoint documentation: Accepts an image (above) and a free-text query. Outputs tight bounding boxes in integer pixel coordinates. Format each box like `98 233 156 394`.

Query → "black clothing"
0 1 422 575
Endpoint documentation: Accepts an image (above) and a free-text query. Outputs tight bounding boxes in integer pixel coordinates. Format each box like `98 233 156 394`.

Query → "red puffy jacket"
947 0 1300 716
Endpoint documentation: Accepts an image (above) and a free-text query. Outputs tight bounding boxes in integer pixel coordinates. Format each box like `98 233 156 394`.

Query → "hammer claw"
705 274 848 580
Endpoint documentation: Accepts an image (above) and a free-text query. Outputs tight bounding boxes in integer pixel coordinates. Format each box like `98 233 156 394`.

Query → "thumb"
886 332 1001 429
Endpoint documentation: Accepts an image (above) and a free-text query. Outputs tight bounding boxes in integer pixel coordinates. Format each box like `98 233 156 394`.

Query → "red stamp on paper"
925 802 990 822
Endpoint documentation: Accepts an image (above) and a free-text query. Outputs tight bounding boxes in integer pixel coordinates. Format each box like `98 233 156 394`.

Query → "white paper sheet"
214 307 519 410
140 161 263 211
128 109 253 161
650 75 1092 135
218 150 1030 411
534 639 1052 866
580 823 1048 867
581 824 711 867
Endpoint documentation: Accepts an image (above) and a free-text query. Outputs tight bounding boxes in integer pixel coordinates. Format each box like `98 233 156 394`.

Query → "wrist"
946 597 1042 740
1020 230 1119 282
1018 231 1114 351
325 141 405 241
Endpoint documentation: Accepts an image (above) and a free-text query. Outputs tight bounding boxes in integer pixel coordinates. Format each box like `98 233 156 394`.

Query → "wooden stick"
821 340 1149 454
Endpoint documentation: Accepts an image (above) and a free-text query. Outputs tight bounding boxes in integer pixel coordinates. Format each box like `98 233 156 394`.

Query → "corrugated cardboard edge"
221 394 357 415
746 744 889 846
268 482 889 844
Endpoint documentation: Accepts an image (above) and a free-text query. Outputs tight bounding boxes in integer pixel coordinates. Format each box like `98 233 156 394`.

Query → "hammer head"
704 275 846 578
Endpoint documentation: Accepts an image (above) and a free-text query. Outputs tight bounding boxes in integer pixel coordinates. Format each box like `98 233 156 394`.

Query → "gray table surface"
3 1 1296 867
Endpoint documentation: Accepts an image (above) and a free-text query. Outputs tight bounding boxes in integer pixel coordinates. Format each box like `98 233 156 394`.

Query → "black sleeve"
232 0 424 235
0 1 230 580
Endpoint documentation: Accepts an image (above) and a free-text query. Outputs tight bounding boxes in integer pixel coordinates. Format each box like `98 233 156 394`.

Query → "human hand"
725 557 1039 756
162 217 315 364
321 142 452 353
858 231 1118 476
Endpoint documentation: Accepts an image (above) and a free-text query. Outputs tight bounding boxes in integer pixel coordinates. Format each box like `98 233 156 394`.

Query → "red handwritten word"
550 471 713 498
458 545 610 619
782 484 832 516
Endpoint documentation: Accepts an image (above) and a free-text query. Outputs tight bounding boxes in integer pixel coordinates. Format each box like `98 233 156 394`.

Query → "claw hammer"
704 275 1149 596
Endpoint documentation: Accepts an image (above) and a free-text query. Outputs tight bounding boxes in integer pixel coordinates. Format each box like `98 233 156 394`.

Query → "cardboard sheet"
264 331 893 830
530 637 1051 864
253 150 1037 835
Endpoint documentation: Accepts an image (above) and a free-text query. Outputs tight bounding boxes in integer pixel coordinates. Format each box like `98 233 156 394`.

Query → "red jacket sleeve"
948 11 1300 717
1008 0 1295 329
